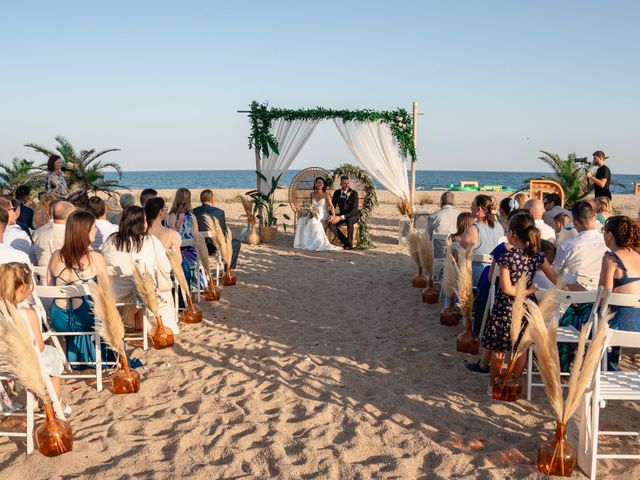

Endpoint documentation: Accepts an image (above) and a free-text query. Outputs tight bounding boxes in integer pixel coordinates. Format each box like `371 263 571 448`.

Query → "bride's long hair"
313 177 327 193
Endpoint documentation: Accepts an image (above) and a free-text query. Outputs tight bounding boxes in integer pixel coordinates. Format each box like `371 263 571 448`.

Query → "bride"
294 177 342 251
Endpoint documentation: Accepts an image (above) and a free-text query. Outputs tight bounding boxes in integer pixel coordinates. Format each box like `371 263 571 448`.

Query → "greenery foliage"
247 101 416 161
245 171 291 230
328 163 377 248
532 151 591 208
0 158 44 192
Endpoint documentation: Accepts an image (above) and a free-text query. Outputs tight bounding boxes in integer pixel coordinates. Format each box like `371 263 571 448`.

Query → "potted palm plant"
246 172 290 243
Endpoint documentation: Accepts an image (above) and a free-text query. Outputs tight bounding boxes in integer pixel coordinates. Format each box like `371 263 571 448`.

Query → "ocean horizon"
105 169 639 194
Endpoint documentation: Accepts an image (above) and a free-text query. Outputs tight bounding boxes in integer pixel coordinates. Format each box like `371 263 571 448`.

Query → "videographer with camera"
586 150 612 200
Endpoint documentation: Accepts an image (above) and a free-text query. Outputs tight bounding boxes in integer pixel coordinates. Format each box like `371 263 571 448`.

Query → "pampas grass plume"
90 272 125 356
456 246 473 324
418 232 434 279
167 247 190 298
441 244 457 296
132 263 159 317
406 228 421 268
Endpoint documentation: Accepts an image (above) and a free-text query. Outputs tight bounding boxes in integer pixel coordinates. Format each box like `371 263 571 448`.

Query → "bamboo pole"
254 148 264 227
410 101 418 207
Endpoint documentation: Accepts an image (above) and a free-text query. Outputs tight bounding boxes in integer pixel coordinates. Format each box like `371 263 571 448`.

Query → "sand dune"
1 203 639 479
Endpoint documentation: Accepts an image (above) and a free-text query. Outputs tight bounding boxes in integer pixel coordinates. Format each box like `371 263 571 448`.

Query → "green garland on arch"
328 163 377 248
247 101 416 162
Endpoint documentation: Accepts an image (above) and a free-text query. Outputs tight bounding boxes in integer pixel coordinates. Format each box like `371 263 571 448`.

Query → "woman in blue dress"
167 188 201 293
47 210 109 370
599 215 640 370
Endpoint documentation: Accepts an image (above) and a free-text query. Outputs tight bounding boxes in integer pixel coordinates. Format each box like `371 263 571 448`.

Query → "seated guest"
193 189 241 269
0 262 69 413
139 188 158 207
0 197 36 264
33 192 56 228
553 212 578 245
542 193 571 227
497 197 513 230
459 194 504 285
513 192 529 209
102 206 178 333
449 212 473 259
426 192 460 238
33 201 74 267
47 210 110 370
15 185 34 233
146 197 181 251
86 196 118 253
114 193 135 225
167 188 200 292
599 216 640 370
0 208 32 266
524 198 556 243
595 196 613 226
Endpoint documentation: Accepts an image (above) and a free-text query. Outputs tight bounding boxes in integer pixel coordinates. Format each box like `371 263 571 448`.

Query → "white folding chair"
586 291 640 479
526 287 605 400
32 265 48 286
33 284 117 392
0 375 36 454
197 231 225 288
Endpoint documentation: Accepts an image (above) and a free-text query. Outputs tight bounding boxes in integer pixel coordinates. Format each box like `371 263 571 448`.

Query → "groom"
328 175 360 249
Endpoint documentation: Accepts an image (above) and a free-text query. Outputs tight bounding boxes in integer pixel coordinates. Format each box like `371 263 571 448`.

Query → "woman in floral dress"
167 188 200 293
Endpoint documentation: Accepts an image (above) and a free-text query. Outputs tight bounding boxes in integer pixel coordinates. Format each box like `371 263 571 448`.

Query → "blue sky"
1 1 638 173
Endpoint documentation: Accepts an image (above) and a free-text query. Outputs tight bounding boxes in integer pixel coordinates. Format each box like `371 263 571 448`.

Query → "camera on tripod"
575 157 591 165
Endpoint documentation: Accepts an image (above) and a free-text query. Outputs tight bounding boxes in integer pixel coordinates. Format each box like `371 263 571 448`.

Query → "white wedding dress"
294 198 342 251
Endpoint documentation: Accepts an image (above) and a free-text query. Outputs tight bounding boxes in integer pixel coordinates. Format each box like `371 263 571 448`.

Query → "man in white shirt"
542 193 572 227
87 196 118 252
33 201 74 267
0 207 32 266
524 198 556 243
0 196 36 264
426 192 460 238
552 200 607 288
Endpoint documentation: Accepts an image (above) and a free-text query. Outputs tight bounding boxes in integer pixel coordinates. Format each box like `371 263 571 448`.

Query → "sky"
1 1 639 173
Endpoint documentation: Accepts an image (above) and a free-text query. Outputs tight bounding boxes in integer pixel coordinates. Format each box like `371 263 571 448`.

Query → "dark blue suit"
17 202 35 236
193 203 241 269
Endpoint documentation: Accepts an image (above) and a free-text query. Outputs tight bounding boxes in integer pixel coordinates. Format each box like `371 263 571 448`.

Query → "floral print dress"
177 211 199 292
481 248 545 352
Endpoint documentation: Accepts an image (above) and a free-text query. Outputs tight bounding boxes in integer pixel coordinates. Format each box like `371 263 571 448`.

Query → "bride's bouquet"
300 202 320 220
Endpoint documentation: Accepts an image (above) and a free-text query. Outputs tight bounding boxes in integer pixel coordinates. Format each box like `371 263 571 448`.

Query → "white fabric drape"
333 120 410 201
259 118 319 194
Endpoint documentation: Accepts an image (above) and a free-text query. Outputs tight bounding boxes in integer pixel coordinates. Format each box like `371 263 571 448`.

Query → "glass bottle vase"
181 299 203 323
492 371 522 402
422 279 439 304
412 267 427 288
36 403 73 456
440 297 461 326
149 316 174 349
537 422 577 477
111 355 141 394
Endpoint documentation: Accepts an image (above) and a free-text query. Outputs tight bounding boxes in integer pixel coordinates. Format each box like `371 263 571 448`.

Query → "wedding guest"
45 155 68 199
0 208 32 266
449 212 473 259
595 196 613 225
0 262 70 413
513 192 528 209
542 193 571 227
140 188 158 207
87 196 118 253
47 210 109 369
498 197 513 230
587 150 612 200
599 215 640 370
33 201 74 267
459 194 504 284
15 185 34 233
167 188 200 292
554 212 578 246
145 197 182 251
102 206 178 333
0 197 36 264
115 193 135 225
426 192 460 238
524 198 556 243
193 189 241 268
33 192 56 228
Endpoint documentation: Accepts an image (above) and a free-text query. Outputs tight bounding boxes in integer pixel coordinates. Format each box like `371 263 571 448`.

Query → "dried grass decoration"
167 247 202 323
90 272 140 394
203 215 236 287
0 299 73 456
418 232 439 303
239 195 260 245
527 298 612 477
194 222 221 301
133 264 174 349
439 244 461 326
407 227 426 288
455 246 478 354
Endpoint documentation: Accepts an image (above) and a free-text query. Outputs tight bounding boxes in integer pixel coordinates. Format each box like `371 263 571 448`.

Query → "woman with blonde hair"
33 192 56 228
167 188 200 292
595 196 613 225
0 262 70 413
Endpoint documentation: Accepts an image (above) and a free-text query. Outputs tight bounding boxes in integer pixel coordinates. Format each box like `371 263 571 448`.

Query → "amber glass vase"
203 280 221 301
149 316 174 349
222 268 236 286
111 355 141 394
456 319 479 354
439 297 461 326
412 267 427 288
181 298 203 323
36 403 73 456
538 422 577 477
492 371 522 402
422 279 439 304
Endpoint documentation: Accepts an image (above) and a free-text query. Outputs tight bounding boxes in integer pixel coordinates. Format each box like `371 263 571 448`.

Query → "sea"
104 170 639 194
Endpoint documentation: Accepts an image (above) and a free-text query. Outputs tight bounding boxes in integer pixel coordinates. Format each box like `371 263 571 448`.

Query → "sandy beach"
1 192 640 479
